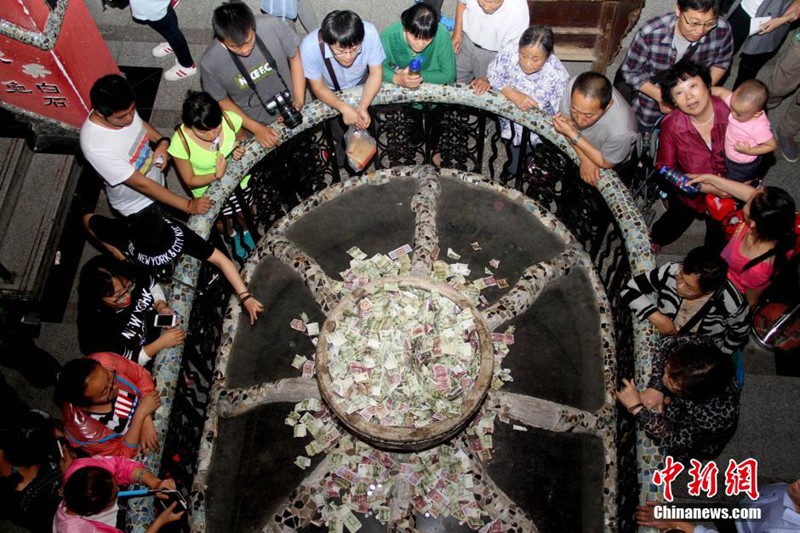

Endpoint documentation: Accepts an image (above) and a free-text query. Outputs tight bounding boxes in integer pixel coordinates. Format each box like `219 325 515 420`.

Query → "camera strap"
228 33 291 113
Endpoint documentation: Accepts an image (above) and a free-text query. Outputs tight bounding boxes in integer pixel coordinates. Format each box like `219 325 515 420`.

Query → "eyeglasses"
105 370 118 402
109 279 134 304
331 45 362 58
680 11 717 30
90 369 117 405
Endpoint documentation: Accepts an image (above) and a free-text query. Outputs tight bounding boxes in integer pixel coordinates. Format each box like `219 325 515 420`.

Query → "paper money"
291 354 307 369
387 244 412 260
446 247 461 260
294 455 311 469
470 241 482 251
302 360 316 379
347 246 367 260
489 259 500 269
306 322 320 336
496 278 508 289
290 319 306 332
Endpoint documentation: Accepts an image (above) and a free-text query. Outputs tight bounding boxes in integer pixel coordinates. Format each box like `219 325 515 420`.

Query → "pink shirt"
724 94 774 164
53 457 144 533
721 223 774 292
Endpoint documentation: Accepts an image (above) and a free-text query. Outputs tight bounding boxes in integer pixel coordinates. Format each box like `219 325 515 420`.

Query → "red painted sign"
0 0 119 128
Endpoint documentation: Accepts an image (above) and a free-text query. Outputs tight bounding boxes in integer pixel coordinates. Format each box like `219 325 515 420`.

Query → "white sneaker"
164 62 197 81
152 42 174 58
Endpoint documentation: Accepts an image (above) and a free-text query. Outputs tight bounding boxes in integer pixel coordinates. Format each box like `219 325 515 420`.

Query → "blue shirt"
300 22 386 90
260 0 296 19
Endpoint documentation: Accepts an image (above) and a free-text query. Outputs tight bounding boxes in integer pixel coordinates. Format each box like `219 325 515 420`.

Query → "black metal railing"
158 95 653 533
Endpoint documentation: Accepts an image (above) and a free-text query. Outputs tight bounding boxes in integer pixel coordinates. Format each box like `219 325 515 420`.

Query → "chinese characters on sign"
2 78 68 108
653 457 760 502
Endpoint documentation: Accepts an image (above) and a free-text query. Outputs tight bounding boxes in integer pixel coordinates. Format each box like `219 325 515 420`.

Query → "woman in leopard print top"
617 335 740 460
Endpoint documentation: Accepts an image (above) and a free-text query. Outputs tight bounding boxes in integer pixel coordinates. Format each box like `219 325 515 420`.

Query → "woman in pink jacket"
54 455 183 532
56 352 160 457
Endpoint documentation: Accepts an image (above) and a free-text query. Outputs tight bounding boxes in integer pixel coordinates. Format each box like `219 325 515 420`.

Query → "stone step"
0 141 80 302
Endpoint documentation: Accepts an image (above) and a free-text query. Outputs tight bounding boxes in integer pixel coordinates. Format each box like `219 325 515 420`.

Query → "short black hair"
659 61 712 107
182 91 223 131
78 255 138 306
64 467 116 516
519 25 554 56
401 3 439 40
572 71 613 109
682 246 728 293
90 74 135 117
677 0 720 15
55 357 101 407
734 79 769 111
666 338 733 402
212 1 256 46
320 10 365 48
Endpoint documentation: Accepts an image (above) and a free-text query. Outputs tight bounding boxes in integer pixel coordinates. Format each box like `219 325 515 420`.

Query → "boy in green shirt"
381 2 456 87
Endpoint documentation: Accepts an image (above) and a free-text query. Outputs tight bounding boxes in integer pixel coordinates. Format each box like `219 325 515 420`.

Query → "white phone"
154 314 178 328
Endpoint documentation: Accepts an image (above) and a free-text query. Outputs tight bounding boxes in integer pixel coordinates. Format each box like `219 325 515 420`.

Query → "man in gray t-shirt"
200 3 304 148
553 72 637 187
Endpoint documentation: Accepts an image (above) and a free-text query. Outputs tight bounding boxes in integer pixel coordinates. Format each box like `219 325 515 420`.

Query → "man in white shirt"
451 0 529 93
79 74 212 261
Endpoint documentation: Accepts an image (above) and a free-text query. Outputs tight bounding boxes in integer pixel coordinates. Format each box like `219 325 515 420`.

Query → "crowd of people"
2 0 800 531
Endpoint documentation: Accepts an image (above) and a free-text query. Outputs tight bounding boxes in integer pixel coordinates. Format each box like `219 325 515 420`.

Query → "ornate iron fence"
141 85 659 533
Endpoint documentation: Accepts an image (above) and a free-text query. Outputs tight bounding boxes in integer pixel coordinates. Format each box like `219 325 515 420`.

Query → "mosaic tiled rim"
135 84 662 532
0 0 67 49
195 166 621 531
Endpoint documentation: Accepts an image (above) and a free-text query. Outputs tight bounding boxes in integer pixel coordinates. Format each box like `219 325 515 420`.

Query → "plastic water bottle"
658 165 700 197
409 57 422 75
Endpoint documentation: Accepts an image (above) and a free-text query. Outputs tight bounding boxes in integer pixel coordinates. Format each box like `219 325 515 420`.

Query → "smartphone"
157 490 187 514
153 314 178 328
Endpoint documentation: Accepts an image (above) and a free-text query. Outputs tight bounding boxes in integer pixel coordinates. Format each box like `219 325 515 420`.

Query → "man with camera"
199 1 306 148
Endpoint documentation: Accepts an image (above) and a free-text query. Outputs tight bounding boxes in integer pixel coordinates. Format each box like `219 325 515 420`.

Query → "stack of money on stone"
325 284 481 428
333 245 507 309
319 434 491 530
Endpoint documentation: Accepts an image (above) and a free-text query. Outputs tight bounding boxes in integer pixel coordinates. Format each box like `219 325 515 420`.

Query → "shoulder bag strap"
318 35 341 92
175 126 191 158
678 285 724 335
221 110 235 131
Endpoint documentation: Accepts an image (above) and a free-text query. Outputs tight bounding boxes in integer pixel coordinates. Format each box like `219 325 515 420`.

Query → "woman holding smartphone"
78 255 184 368
169 91 255 260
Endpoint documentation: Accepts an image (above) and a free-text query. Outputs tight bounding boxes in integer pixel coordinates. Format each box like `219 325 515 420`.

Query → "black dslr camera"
265 90 303 129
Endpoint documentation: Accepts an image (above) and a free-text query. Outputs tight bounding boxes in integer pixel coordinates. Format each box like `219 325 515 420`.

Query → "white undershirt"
742 0 766 18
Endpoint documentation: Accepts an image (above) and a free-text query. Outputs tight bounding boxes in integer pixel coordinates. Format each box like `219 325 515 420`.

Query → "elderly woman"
56 353 161 457
617 335 739 460
650 61 732 251
487 25 570 178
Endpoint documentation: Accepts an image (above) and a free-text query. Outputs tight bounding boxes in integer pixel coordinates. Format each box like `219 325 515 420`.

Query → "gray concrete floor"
3 1 800 531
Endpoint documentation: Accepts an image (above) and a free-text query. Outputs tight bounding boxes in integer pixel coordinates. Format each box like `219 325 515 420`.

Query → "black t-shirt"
0 462 62 532
78 273 162 363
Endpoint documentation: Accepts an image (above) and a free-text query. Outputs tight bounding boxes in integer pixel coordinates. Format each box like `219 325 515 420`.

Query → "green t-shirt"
380 22 456 85
168 110 250 198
